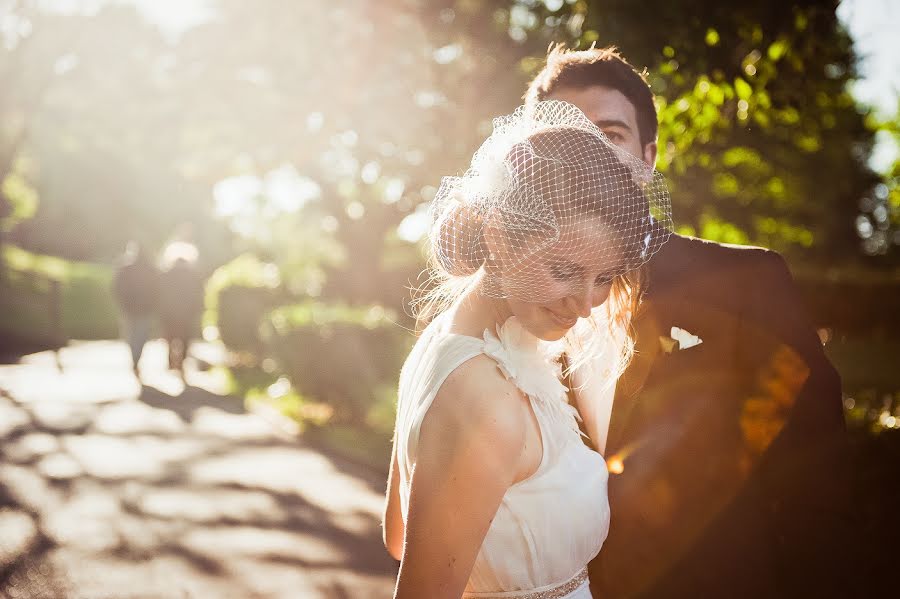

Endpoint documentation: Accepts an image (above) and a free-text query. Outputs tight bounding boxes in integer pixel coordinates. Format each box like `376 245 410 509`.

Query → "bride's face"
490 218 624 341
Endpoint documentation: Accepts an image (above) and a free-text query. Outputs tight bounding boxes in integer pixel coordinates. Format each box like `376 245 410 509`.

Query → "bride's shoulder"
440 352 527 417
422 352 529 455
411 353 531 512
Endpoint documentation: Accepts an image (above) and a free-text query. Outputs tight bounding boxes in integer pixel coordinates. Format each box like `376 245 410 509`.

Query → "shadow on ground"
139 383 247 421
0 341 397 599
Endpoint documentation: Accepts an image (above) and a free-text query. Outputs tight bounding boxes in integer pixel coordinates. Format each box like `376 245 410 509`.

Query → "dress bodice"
395 313 610 597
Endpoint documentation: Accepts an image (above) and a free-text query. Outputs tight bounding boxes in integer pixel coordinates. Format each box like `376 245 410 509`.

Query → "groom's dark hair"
525 45 658 148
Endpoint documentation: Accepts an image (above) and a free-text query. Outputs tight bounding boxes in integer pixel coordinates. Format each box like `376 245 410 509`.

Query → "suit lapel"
607 297 665 456
606 235 693 457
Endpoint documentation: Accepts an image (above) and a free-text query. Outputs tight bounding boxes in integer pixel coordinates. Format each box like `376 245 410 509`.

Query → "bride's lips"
545 308 578 329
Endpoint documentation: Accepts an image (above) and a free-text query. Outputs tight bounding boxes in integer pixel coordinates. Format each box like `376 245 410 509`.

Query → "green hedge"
205 253 282 354
60 261 118 339
262 301 410 424
0 245 117 344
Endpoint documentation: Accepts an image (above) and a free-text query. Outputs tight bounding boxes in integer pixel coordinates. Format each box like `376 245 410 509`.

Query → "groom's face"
546 85 657 168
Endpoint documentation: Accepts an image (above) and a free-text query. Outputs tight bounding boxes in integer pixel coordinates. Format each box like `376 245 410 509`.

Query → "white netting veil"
429 100 672 304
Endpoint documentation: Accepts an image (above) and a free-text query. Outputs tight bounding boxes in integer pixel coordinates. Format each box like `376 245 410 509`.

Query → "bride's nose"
565 284 594 319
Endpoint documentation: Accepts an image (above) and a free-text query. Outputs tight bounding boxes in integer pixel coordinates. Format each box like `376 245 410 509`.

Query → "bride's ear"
481 225 506 274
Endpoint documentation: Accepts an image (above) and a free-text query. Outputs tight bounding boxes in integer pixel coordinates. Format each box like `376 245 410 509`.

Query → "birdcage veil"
429 100 672 304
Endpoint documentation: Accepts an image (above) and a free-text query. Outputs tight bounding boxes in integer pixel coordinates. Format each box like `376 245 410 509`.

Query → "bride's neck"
454 285 513 333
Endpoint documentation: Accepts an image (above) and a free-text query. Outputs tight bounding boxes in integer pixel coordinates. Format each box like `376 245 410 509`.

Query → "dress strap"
395 330 487 487
462 567 589 598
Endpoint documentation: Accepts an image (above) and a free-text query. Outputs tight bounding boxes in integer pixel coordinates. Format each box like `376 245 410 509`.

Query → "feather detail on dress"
482 317 587 440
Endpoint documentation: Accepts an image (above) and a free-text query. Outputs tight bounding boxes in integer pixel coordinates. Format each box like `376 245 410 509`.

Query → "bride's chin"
541 330 568 342
532 323 569 342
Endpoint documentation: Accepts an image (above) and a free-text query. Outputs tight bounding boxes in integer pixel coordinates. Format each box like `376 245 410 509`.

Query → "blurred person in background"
159 233 205 379
112 240 160 379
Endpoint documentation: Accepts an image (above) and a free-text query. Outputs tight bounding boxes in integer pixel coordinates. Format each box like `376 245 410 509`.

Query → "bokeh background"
0 0 898 595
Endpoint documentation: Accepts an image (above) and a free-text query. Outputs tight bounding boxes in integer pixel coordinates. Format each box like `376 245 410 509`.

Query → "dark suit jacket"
585 234 850 599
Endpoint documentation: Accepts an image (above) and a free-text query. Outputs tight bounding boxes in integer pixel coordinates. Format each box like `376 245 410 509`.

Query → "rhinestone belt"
462 567 589 599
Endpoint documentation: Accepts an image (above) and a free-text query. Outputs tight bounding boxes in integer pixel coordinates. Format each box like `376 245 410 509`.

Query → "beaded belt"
461 567 589 599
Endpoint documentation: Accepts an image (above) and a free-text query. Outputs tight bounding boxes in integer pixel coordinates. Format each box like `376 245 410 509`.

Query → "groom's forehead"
547 85 639 126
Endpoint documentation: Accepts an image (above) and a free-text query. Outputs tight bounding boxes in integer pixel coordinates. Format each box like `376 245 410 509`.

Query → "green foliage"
304 422 394 472
0 3 233 265
0 166 38 232
0 266 59 344
2 0 892 327
262 301 411 424
0 245 117 342
767 39 789 62
0 1 895 431
698 214 751 246
205 253 282 353
497 0 885 258
59 259 117 339
856 106 900 258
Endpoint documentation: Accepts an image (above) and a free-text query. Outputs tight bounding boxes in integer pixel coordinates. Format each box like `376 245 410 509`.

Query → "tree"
2 0 891 310
419 0 886 262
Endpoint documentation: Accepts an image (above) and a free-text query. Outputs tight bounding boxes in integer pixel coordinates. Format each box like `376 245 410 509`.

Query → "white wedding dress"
394 312 610 598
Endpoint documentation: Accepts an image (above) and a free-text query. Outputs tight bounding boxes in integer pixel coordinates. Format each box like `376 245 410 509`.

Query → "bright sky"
837 0 900 117
837 0 900 172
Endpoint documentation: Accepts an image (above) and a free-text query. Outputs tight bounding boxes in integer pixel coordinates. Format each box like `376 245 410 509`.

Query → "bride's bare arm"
394 356 527 599
383 434 404 560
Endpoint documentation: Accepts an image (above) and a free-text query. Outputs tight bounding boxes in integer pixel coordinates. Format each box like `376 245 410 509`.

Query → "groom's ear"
642 141 658 169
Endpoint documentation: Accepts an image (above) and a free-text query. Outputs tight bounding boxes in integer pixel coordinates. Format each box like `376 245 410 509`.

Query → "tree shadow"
0 336 64 367
0 387 398 598
138 383 246 422
306 439 390 498
0 477 71 597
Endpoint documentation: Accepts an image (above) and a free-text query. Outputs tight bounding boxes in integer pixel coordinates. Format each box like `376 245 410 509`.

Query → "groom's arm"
737 249 851 594
738 249 845 458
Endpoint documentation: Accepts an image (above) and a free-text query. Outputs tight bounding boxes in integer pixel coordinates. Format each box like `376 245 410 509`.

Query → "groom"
526 47 849 598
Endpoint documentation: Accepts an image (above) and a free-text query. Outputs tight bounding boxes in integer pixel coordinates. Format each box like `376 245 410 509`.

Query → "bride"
382 101 671 598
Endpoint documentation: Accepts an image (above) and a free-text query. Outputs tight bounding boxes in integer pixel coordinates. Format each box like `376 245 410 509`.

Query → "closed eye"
550 262 582 281
594 272 615 287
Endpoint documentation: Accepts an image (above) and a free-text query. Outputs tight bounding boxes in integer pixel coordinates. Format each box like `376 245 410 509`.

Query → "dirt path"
0 340 397 598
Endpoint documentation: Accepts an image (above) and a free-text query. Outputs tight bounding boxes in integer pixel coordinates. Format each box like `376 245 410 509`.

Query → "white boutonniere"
659 326 703 354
